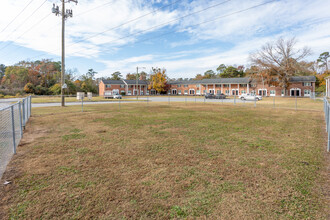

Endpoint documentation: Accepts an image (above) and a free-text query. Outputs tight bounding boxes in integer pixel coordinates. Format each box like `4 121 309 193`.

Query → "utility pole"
136 67 145 100
52 0 77 107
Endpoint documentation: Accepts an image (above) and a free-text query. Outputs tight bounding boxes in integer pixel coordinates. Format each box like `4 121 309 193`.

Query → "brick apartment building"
99 76 316 97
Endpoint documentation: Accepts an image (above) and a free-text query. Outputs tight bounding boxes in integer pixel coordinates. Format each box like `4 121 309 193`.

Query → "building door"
258 89 267 96
291 89 300 96
172 89 177 95
189 89 195 95
232 89 238 95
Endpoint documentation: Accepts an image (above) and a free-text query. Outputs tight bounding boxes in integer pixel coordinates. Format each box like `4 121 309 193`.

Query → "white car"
113 94 122 99
239 93 262 101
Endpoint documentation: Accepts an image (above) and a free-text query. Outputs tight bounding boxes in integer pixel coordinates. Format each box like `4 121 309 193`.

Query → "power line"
75 0 117 17
0 0 48 47
69 0 277 59
69 0 232 55
30 0 183 59
0 13 52 52
0 0 35 34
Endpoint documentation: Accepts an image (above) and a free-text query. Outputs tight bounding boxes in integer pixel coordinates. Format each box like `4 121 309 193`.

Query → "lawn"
0 103 328 219
31 96 141 103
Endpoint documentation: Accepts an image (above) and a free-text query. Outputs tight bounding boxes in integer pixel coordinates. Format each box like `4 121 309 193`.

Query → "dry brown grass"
0 103 328 219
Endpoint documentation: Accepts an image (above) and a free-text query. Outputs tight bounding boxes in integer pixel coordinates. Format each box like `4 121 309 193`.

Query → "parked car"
239 93 262 101
215 93 226 99
205 93 215 99
113 94 122 99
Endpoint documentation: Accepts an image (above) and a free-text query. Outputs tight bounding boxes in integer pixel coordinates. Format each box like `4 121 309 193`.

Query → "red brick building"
99 79 149 96
99 76 316 97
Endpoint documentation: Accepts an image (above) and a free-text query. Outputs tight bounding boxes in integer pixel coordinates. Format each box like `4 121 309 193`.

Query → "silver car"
239 94 262 101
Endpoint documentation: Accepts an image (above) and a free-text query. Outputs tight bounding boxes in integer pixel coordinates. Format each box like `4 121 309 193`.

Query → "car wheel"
256 98 259 101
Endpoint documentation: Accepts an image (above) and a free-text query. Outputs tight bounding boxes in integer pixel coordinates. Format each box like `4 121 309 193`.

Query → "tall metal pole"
136 67 138 100
61 0 65 107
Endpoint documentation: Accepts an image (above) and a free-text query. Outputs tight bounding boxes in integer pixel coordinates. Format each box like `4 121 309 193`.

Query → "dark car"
215 93 226 99
205 93 215 99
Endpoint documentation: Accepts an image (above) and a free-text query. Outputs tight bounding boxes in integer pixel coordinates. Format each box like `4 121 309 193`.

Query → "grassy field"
0 103 328 219
30 96 142 103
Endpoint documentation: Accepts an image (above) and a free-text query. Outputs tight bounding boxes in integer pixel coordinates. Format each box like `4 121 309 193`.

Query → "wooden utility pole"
52 0 77 107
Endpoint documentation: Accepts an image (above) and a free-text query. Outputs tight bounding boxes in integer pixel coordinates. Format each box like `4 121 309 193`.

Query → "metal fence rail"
0 96 32 179
323 97 330 152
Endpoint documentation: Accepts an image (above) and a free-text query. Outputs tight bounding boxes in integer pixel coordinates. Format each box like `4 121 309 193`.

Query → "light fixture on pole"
52 0 78 107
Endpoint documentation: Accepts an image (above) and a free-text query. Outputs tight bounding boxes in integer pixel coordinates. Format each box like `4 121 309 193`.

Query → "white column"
229 84 231 95
238 84 240 95
221 84 223 94
247 83 249 94
206 84 208 93
213 84 215 94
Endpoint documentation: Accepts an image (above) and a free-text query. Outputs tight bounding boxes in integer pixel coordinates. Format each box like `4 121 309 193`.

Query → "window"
270 84 275 87
241 90 246 94
216 84 221 87
303 82 311 86
177 84 181 87
121 90 125 95
225 90 229 94
184 90 188 94
251 84 257 87
203 90 206 94
281 89 285 95
217 90 221 94
106 84 111 88
224 84 229 87
120 85 125 88
128 90 132 95
196 90 200 94
239 84 247 87
270 90 276 96
129 85 133 88
184 85 188 88
304 90 311 95
197 84 201 88
178 90 182 95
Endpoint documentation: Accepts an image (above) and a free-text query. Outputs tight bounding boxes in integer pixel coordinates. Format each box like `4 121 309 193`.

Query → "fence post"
18 102 23 138
273 96 275 108
119 98 121 111
254 97 256 108
234 94 236 105
29 96 31 117
11 105 16 154
328 108 330 152
22 99 26 127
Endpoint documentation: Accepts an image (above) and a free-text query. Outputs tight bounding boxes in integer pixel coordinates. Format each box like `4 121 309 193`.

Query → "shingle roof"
289 76 316 82
123 80 149 85
168 78 250 84
101 79 149 85
101 80 125 85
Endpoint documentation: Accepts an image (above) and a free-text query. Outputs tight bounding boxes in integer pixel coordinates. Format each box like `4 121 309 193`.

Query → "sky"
0 0 329 79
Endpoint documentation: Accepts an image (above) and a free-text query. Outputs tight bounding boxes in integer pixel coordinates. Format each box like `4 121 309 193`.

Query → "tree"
317 52 329 72
0 64 5 82
126 73 136 80
216 64 226 74
194 74 204 80
50 83 61 95
148 68 168 94
249 37 311 96
111 71 122 80
203 70 216 79
23 83 35 94
219 66 244 78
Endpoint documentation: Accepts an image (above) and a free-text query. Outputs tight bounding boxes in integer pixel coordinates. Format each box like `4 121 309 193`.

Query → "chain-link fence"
323 97 330 152
0 96 32 179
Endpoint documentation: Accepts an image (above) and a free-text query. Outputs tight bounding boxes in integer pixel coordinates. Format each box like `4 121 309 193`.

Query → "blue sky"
0 0 330 79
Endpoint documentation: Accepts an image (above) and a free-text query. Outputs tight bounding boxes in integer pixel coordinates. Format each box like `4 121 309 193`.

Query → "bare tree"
249 37 311 96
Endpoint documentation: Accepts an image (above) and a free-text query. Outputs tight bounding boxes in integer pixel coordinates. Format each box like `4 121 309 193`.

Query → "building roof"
101 80 125 85
123 80 149 85
289 76 316 82
168 78 250 84
101 79 149 85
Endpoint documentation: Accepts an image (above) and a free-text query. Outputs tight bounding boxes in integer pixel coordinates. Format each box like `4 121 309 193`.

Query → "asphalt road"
29 97 248 108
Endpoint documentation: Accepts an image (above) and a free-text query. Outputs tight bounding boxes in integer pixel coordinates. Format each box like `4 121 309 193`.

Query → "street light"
136 67 146 100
